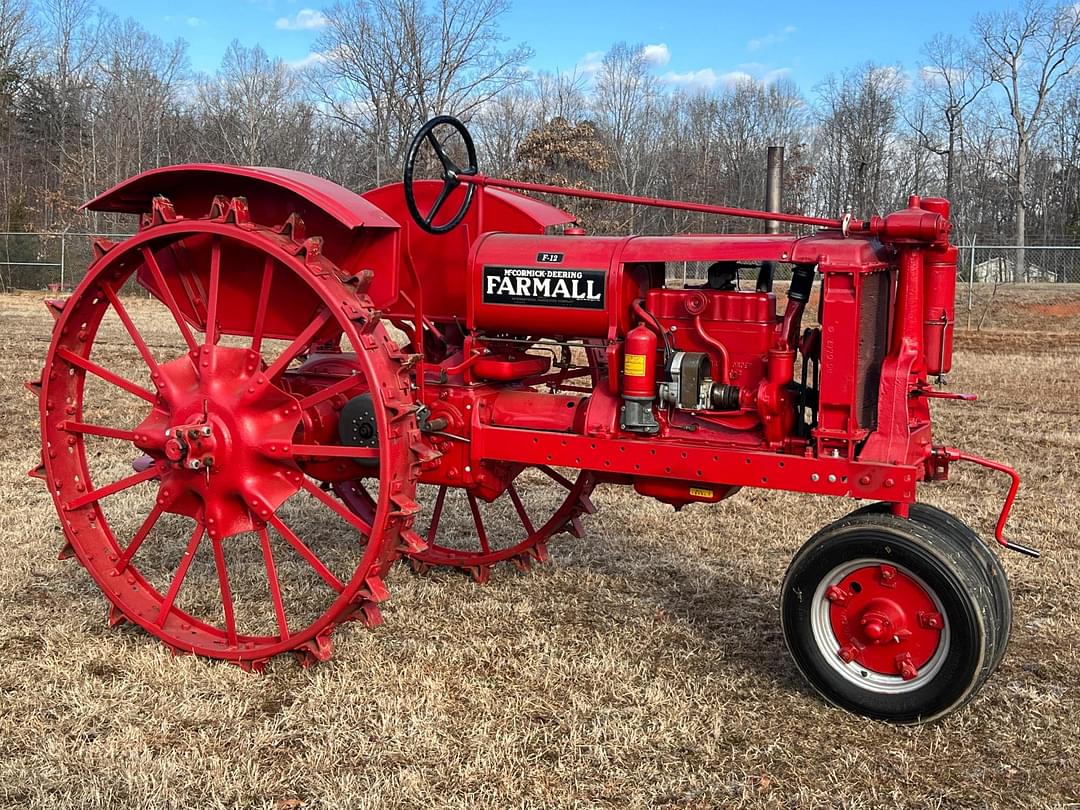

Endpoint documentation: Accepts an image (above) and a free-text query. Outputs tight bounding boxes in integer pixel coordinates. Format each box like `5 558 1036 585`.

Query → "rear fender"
363 180 576 322
85 163 403 307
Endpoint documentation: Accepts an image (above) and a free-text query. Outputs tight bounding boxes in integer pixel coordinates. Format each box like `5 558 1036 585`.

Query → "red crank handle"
937 447 1040 558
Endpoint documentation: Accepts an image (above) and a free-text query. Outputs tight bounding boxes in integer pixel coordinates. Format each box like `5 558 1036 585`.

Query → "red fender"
84 166 576 316
85 163 404 305
363 180 576 321
84 163 400 231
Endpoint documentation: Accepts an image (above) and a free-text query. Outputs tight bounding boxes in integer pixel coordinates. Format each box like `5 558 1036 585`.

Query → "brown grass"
0 285 1078 809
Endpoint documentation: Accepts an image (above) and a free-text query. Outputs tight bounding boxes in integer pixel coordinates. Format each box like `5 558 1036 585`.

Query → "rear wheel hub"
137 344 302 539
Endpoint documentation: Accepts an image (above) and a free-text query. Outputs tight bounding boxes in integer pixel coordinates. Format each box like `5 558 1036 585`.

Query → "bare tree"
313 0 530 185
592 43 663 229
975 0 1080 279
198 41 308 167
0 0 38 230
912 34 989 204
814 63 906 218
533 70 587 124
95 18 188 177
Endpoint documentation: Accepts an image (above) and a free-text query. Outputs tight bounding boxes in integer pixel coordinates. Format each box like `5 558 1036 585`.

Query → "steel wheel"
335 466 596 582
34 198 420 667
781 511 998 723
336 327 600 581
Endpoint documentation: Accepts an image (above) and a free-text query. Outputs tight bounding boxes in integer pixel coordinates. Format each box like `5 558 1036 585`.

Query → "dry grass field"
0 284 1078 809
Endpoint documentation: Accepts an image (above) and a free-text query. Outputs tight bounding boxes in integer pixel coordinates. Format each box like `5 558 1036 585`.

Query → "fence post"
967 234 976 329
60 232 66 291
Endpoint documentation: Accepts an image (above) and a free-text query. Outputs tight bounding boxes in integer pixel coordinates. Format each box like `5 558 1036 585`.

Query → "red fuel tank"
468 233 654 337
923 244 957 376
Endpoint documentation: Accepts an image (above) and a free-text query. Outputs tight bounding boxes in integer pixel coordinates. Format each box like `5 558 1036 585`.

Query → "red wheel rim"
813 559 949 691
37 212 418 665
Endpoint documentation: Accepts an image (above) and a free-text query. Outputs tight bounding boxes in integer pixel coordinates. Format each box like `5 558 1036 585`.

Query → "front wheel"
780 512 999 723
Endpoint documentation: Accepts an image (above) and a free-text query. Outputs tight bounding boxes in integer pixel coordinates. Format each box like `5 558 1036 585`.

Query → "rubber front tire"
851 502 1012 672
781 512 998 724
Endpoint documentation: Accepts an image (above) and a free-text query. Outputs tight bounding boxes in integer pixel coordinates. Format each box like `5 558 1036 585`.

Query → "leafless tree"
198 41 308 167
813 63 906 218
592 43 663 229
974 0 1080 278
312 0 530 185
911 34 989 204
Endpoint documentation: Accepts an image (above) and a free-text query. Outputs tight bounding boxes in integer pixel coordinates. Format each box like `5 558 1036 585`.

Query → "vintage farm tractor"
32 116 1035 723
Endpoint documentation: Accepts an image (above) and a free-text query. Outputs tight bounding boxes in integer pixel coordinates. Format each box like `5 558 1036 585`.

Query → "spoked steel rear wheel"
35 201 420 667
334 331 601 582
335 466 596 582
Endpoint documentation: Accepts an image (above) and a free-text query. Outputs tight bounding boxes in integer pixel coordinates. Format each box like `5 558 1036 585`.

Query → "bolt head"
838 644 859 663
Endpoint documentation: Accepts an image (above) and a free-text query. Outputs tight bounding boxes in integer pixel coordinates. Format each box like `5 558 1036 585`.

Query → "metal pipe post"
757 146 785 292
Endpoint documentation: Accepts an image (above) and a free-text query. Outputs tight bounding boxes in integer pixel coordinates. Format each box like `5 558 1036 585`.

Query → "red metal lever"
913 387 977 401
937 447 1039 557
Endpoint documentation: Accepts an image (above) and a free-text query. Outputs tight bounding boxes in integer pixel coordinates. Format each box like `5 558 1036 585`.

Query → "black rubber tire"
851 502 1012 672
781 512 998 724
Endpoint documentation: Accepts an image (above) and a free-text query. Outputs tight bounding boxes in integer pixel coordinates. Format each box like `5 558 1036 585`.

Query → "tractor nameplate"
482 265 605 309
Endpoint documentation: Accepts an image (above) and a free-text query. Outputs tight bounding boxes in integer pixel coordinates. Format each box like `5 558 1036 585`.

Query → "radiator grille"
855 272 891 429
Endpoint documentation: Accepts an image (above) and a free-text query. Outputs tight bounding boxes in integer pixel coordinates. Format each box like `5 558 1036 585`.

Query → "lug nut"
918 611 944 630
825 585 849 604
895 652 918 680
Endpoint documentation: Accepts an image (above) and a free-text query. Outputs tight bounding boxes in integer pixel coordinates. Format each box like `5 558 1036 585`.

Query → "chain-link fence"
956 243 1080 284
4 232 1080 292
0 231 134 292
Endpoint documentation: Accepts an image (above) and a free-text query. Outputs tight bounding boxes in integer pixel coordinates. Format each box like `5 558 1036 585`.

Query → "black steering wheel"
403 115 479 234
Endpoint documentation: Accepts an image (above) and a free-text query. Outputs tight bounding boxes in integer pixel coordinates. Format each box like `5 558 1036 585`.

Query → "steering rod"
454 172 865 232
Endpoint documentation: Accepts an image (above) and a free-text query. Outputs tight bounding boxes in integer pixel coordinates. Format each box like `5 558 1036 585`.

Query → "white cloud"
289 51 328 70
871 64 910 90
641 43 670 67
275 8 328 31
663 68 723 91
747 25 796 52
761 67 792 84
662 65 792 93
577 50 605 77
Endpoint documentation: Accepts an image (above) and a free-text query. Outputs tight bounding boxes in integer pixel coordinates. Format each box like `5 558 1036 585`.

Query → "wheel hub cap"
826 562 944 679
137 345 303 539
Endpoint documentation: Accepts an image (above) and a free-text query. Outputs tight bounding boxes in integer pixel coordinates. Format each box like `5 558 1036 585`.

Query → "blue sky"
102 0 996 91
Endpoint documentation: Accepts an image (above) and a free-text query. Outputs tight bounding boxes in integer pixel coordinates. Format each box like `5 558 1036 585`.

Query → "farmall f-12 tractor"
33 116 1035 724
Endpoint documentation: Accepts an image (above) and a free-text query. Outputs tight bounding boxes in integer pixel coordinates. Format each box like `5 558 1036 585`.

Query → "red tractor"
33 116 1033 723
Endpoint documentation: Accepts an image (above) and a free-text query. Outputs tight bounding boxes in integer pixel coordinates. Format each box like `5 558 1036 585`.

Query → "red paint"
33 115 1029 667
923 244 958 375
622 323 658 400
827 563 944 677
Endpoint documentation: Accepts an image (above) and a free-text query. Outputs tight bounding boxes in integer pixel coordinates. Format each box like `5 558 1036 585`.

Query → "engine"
467 232 818 459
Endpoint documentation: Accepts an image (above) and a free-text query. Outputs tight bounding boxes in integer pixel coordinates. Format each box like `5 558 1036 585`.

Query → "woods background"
4 0 1080 286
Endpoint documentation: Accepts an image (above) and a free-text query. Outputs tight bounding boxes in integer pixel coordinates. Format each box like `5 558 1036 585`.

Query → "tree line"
3 0 1080 271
